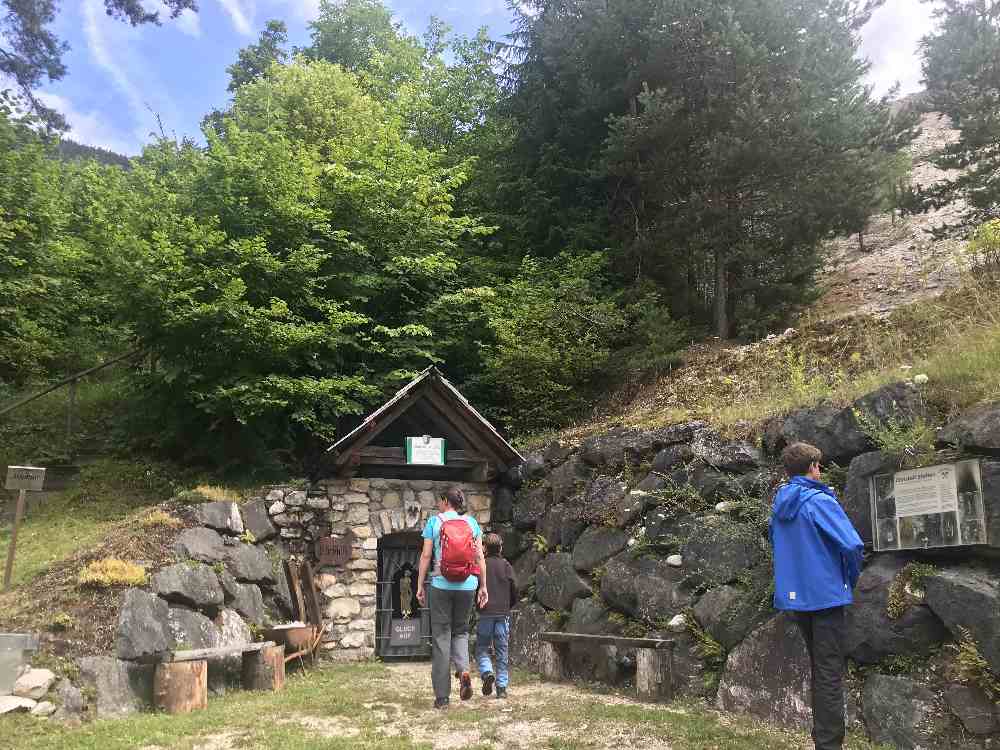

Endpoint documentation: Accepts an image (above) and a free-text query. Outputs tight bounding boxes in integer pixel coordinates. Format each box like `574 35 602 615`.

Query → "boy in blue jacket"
770 442 864 750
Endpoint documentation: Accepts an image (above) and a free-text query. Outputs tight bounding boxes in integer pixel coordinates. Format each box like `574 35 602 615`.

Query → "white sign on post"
4 465 46 591
5 466 46 492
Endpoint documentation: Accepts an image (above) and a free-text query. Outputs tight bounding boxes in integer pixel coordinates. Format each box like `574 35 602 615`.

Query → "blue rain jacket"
769 476 864 611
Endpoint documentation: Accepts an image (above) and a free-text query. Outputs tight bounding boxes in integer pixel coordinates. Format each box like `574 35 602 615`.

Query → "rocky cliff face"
502 386 1000 750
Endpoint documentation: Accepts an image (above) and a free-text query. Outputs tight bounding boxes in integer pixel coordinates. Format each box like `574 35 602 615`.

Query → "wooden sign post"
3 466 45 591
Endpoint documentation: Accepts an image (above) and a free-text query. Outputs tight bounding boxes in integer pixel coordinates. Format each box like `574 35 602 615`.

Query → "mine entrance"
376 531 432 659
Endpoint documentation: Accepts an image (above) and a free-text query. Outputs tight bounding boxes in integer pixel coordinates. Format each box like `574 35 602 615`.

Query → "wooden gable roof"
326 367 523 480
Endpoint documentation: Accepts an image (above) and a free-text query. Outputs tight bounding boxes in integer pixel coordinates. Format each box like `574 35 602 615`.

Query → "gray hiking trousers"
429 586 476 700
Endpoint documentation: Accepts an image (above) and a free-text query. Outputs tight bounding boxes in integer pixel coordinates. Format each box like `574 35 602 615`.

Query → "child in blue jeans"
476 533 518 698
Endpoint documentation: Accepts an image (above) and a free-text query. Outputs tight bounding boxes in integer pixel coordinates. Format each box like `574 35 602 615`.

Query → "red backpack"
438 515 477 582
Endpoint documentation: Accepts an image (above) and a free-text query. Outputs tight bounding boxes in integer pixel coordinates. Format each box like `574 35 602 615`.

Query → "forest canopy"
0 0 927 469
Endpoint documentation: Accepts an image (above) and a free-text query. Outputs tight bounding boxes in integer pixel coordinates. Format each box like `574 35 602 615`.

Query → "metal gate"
376 532 432 659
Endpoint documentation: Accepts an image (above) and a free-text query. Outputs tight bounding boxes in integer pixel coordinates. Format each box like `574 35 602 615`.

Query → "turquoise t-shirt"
422 511 482 591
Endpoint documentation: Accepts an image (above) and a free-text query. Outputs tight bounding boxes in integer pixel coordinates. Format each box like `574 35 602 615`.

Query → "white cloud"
174 8 202 37
36 92 137 155
82 0 181 149
279 0 321 22
219 0 255 35
860 0 937 97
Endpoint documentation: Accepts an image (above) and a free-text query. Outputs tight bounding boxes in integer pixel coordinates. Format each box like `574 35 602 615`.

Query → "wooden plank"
355 446 487 468
159 642 276 663
539 641 564 681
284 559 306 623
332 387 421 465
154 660 207 714
636 648 673 701
538 632 675 650
299 561 324 630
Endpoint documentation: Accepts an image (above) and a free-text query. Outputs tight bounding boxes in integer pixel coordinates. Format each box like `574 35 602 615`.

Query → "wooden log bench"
152 641 285 714
538 632 675 702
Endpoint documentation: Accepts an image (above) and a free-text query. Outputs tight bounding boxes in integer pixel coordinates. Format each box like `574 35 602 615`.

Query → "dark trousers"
793 607 846 750
429 587 475 700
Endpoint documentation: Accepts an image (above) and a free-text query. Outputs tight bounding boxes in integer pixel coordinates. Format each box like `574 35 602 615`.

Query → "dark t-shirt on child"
479 556 518 616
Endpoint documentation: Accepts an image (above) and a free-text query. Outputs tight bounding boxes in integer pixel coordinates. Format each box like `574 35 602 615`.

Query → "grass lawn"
0 662 886 750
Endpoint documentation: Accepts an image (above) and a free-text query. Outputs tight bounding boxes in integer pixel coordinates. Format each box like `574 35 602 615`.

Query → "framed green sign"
405 436 446 466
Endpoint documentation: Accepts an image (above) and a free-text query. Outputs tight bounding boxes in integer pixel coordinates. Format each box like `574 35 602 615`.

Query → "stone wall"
503 386 1000 750
251 479 493 661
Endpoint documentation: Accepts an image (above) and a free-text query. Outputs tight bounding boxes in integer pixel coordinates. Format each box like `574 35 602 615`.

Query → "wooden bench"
152 641 285 714
538 632 675 701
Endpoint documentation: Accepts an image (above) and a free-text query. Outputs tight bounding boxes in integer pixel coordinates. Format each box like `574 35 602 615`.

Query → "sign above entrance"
405 436 446 466
870 459 987 551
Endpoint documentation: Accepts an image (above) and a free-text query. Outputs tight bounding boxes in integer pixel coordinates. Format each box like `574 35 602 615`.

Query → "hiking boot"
496 686 507 699
459 671 473 701
481 672 495 696
434 697 449 709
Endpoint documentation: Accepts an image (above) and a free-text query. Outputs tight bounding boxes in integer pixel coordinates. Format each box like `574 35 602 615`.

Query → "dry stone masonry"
253 478 492 660
504 386 1000 750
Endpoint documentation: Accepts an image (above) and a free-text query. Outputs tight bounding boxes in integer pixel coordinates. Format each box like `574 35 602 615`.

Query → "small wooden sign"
390 618 422 647
5 466 45 492
315 535 353 567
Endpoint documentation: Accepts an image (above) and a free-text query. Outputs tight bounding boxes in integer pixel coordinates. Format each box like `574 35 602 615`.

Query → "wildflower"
914 373 929 385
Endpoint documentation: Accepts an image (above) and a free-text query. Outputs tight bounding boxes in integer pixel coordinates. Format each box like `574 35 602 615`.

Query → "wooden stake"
154 660 208 714
242 645 285 691
3 489 27 591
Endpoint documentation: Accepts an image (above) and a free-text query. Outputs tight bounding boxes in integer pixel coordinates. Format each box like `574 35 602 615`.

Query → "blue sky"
38 0 932 157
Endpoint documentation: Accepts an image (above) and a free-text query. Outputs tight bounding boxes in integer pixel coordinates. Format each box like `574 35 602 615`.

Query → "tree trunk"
858 231 865 253
714 247 728 339
539 642 564 682
636 648 672 702
242 645 285 691
154 660 208 714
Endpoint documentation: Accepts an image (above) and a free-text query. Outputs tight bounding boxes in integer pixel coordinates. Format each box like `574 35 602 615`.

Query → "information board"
4 466 45 492
870 459 986 551
405 436 446 466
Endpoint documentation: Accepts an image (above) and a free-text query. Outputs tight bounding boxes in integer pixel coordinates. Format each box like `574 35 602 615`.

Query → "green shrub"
951 627 1000 700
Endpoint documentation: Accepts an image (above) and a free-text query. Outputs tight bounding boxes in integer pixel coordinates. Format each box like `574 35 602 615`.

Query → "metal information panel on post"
3 465 46 590
870 459 986 551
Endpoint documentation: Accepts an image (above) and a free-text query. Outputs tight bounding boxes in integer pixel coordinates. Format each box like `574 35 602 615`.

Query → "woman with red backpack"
416 486 489 709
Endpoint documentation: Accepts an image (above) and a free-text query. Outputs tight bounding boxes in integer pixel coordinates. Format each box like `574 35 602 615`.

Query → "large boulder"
689 430 761 473
940 403 1000 453
492 486 515 524
211 609 253 694
167 607 221 650
841 451 897 546
652 444 694 473
537 504 587 552
523 452 547 480
844 555 948 663
943 684 998 736
680 515 764 587
692 578 772 651
600 552 692 621
151 563 225 611
225 543 275 585
241 499 277 542
509 602 548 671
194 501 244 535
862 674 936 750
174 527 228 564
564 597 627 683
493 525 529 560
543 439 574 466
669 462 738 503
115 589 171 661
548 456 590 505
513 548 544 591
924 565 1000 672
52 679 84 722
577 476 635 527
535 553 592 611
78 656 154 718
219 572 266 627
716 613 811 730
777 382 925 467
12 669 55 701
571 526 629 572
512 485 550 531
